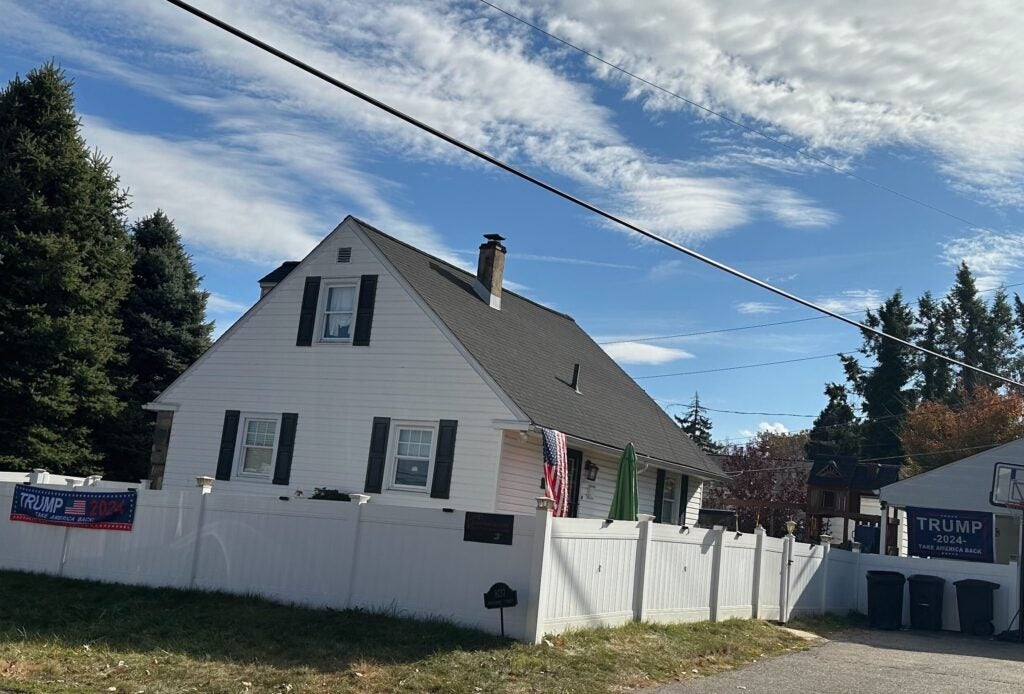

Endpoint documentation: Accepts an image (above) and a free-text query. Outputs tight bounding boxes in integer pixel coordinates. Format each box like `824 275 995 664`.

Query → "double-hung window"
321 282 357 341
236 415 279 479
661 475 678 524
389 424 436 491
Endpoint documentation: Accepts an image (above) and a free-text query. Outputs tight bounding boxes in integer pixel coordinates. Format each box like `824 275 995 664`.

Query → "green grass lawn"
0 571 827 693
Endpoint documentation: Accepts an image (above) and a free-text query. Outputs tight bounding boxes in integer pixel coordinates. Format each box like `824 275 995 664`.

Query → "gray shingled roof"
356 218 726 480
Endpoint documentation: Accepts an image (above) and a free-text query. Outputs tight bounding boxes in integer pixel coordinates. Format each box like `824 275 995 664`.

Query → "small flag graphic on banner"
65 500 87 516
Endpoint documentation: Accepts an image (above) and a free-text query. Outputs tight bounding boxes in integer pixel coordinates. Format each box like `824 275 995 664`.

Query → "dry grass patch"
0 571 810 693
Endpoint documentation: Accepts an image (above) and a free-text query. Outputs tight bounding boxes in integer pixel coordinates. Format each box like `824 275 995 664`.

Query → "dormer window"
321 282 357 341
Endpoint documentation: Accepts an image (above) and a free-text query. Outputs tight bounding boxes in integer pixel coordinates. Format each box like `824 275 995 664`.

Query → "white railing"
0 483 1019 641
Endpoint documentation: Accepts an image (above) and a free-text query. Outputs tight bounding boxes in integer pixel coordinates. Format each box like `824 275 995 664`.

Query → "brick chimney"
474 233 506 310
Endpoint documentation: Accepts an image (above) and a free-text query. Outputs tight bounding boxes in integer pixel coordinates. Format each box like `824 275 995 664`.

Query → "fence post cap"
350 493 370 505
195 476 214 493
637 513 656 523
32 468 48 474
535 497 555 511
820 534 832 543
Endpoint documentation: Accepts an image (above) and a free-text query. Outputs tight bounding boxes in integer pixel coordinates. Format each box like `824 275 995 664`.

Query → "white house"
145 216 726 524
879 439 1024 563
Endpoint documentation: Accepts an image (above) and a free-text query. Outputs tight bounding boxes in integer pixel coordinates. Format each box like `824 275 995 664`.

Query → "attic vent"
337 247 352 263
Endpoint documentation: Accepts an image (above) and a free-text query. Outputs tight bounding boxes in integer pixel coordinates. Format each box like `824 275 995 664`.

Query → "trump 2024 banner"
907 506 993 563
9 484 137 531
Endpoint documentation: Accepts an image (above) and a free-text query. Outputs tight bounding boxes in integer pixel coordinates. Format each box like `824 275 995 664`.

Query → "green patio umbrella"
608 442 639 521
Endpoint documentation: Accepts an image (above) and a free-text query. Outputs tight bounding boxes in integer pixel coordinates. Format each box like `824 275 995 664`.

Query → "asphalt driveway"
644 628 1024 694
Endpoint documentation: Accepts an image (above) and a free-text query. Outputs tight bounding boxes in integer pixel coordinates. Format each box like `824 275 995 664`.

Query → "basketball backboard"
991 462 1024 509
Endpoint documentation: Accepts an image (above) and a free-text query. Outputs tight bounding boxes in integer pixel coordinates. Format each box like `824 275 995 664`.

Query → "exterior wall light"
584 461 599 481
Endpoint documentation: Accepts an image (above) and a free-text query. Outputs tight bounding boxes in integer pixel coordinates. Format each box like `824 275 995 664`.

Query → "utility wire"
634 352 857 379
474 0 984 229
165 0 1024 390
600 280 1024 346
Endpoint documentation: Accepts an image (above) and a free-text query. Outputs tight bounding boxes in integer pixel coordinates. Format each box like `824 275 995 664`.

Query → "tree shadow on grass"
0 570 510 673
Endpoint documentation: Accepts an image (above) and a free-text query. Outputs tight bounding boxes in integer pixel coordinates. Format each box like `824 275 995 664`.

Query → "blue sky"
4 0 1023 443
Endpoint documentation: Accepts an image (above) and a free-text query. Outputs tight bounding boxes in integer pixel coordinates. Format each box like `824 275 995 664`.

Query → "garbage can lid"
909 574 945 583
867 570 906 581
953 579 999 589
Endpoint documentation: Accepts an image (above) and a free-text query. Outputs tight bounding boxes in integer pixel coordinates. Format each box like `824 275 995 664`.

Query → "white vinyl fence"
0 484 1019 641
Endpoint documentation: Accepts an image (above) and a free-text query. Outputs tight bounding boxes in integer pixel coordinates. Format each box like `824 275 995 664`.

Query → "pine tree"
805 383 861 459
916 291 955 403
0 64 130 474
675 392 719 455
982 288 1019 384
948 263 990 392
100 211 212 480
842 291 918 463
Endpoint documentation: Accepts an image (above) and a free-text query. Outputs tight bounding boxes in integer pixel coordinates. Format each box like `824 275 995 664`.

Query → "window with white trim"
320 281 358 342
236 415 279 479
388 424 436 491
661 474 679 525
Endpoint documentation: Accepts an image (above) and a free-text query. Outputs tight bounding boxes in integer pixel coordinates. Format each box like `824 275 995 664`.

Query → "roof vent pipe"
570 363 581 393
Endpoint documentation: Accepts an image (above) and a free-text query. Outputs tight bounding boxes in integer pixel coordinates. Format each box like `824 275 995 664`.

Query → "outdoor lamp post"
785 519 797 536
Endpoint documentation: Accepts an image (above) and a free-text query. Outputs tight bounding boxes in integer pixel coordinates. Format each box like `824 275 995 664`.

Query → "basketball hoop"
992 462 1024 643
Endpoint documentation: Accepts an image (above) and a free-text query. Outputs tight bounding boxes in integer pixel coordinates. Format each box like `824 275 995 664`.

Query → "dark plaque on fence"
464 511 514 545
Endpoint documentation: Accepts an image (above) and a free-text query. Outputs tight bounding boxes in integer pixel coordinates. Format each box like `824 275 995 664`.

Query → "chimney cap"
483 233 506 243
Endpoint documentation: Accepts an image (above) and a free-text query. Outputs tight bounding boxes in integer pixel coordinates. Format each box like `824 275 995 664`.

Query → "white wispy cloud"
515 254 638 270
740 422 791 437
533 0 1024 208
940 229 1024 291
206 293 250 315
815 289 884 314
601 342 694 365
735 301 782 315
1 0 838 267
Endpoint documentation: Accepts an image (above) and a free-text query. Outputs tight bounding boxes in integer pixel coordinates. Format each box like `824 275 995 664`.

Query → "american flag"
541 428 569 517
65 499 87 516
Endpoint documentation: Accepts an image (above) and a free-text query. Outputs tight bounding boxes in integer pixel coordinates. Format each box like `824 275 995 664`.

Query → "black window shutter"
296 276 321 346
272 413 299 485
364 417 391 493
352 274 378 346
430 419 458 499
653 469 666 523
216 410 241 481
680 475 690 525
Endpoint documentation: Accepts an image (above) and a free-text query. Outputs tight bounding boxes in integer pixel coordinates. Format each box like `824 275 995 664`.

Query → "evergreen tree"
101 211 212 480
0 64 130 474
916 291 955 403
983 288 1019 384
841 291 917 463
948 263 990 392
805 383 861 459
675 392 719 454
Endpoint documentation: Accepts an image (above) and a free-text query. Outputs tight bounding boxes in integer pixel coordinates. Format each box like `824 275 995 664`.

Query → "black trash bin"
866 570 905 630
953 579 999 636
908 575 945 630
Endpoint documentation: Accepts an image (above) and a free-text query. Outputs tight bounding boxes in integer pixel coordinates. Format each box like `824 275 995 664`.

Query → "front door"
566 449 583 518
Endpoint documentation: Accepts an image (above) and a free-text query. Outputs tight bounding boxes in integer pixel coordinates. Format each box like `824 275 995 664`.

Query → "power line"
600 280 1024 346
635 352 857 379
474 0 984 229
165 0 1024 390
670 404 818 418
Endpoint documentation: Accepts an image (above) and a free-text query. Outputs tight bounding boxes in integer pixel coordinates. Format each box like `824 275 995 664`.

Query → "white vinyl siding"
156 219 516 510
495 430 693 520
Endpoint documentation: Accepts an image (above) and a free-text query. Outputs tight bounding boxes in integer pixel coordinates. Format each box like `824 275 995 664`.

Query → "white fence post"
28 468 48 485
709 525 725 622
525 497 554 643
634 514 655 622
751 526 765 619
344 493 371 608
188 476 214 588
819 535 832 615
779 532 794 623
